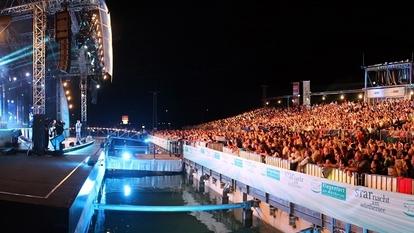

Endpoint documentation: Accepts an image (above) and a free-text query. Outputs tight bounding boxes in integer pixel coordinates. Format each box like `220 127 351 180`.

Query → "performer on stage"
75 120 82 145
50 120 65 151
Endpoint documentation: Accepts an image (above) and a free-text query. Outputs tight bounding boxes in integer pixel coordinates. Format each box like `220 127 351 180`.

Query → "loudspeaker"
55 9 71 72
58 39 71 71
32 114 47 155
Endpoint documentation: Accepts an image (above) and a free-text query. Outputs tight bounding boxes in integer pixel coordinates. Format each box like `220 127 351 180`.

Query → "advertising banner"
184 145 414 233
367 87 405 98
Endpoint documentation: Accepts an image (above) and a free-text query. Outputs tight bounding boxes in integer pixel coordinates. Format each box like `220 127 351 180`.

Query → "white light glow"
122 151 132 160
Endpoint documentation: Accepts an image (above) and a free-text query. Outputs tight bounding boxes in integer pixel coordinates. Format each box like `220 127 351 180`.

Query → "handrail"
94 201 252 212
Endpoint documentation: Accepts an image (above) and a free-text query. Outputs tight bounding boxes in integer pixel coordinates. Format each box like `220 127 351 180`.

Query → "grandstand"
152 65 414 232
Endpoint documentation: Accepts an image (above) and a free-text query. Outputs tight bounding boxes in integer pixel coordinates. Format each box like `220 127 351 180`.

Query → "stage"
0 141 104 233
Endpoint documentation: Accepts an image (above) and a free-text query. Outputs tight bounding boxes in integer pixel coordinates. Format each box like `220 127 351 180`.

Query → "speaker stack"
55 9 71 72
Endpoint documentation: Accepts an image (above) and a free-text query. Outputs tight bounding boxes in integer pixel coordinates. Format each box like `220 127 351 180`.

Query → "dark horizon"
88 1 414 128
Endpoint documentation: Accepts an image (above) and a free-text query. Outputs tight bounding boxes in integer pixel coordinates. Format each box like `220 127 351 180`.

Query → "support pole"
222 188 230 204
242 208 253 228
79 47 88 138
32 1 47 155
32 1 46 115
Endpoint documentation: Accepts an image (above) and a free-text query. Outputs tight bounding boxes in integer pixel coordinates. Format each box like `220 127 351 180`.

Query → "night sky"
88 1 414 128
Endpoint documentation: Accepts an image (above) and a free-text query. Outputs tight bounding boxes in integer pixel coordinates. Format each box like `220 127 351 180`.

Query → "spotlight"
84 45 88 49
122 151 132 160
123 185 131 197
66 90 70 95
25 72 30 77
277 100 281 104
96 84 100 89
340 95 345 100
322 96 326 100
63 82 68 87
373 81 376 85
144 138 150 143
67 96 71 101
69 104 73 109
265 101 269 105
12 77 17 81
358 94 363 99
411 91 414 96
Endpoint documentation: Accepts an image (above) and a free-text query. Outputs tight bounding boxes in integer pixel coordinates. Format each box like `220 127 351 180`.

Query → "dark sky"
88 1 414 128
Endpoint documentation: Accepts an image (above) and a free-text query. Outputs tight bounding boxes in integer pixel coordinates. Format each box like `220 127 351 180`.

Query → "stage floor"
0 142 102 233
0 143 100 206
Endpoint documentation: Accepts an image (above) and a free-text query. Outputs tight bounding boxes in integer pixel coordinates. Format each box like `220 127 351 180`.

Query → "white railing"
150 135 414 195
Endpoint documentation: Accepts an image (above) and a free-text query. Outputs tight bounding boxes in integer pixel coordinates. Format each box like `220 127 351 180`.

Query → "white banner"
184 145 414 233
302 80 311 106
367 87 405 98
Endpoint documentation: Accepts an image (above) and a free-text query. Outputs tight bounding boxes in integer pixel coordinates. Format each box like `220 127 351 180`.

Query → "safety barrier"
304 164 323 177
18 127 32 140
397 177 414 194
183 144 414 233
150 135 414 195
223 147 233 155
265 156 291 170
364 174 398 193
206 142 224 152
326 168 359 186
240 150 263 163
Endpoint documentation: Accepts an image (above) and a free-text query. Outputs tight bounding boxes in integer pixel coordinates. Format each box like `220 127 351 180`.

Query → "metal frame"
1 0 102 117
78 47 87 122
0 0 99 15
32 0 46 114
87 127 143 141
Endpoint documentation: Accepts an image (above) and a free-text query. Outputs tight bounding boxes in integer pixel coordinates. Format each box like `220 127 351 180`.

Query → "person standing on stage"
75 120 82 145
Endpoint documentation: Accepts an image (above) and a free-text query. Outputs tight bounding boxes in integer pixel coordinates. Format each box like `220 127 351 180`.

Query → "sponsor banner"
302 80 311 106
184 144 414 233
367 87 405 98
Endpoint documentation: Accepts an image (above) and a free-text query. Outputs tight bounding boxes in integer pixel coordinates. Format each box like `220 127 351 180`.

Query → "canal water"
88 174 278 233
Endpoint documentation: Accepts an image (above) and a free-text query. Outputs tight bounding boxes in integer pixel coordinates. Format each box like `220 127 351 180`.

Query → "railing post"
345 223 351 233
242 207 253 228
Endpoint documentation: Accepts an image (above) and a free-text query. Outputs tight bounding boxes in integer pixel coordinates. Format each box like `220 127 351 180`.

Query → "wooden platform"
0 142 103 233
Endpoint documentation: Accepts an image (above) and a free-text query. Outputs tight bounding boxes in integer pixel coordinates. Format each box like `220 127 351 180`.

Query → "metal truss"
79 48 88 122
0 0 102 116
87 127 144 142
32 1 46 114
0 0 99 15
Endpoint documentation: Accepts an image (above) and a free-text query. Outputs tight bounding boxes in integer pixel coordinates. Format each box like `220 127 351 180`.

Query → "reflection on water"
88 175 276 233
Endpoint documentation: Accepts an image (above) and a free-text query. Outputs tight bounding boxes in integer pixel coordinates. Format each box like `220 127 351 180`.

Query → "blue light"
144 138 150 143
123 185 131 197
79 178 95 196
122 151 132 160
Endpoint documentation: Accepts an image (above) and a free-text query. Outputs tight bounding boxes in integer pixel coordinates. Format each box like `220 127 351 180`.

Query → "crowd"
155 99 414 178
